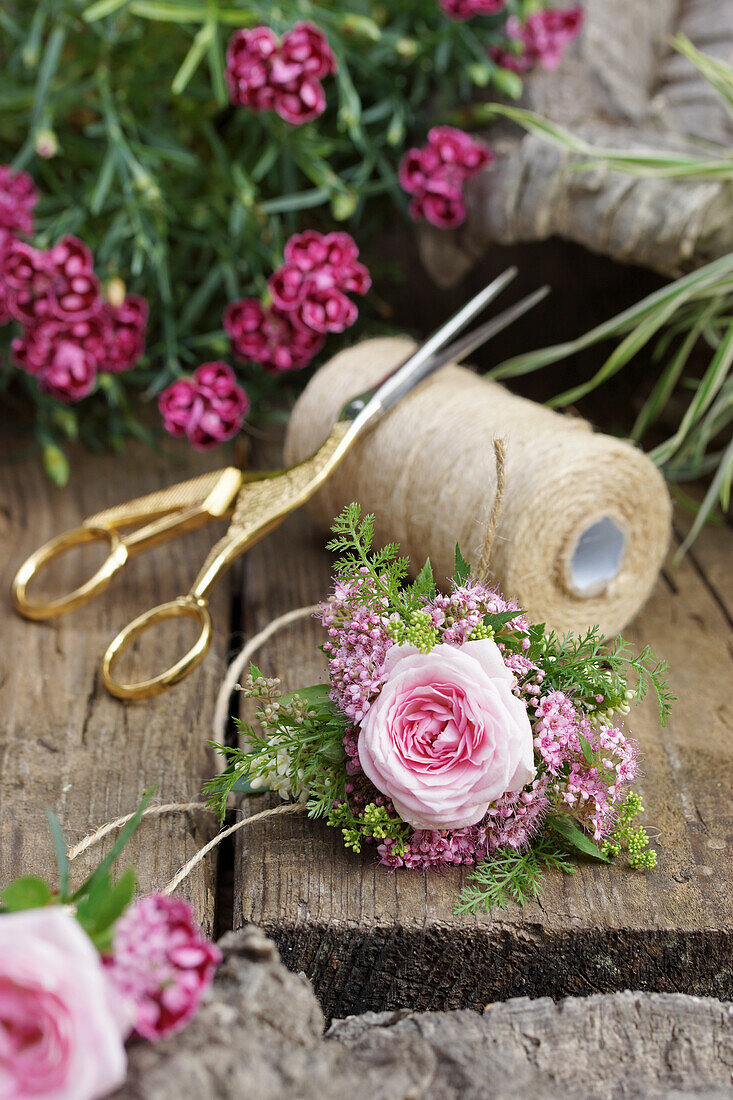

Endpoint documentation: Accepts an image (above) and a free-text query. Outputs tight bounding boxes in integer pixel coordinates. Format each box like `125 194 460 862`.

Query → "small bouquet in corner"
0 796 220 1100
207 505 672 912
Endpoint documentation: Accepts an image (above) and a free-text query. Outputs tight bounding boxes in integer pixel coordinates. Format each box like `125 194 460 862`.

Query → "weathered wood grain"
0 440 230 932
234 503 733 1018
114 925 733 1100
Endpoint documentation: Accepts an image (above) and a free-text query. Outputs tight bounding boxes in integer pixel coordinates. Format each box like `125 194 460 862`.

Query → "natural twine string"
66 606 327 895
67 800 308 894
476 437 506 584
284 336 672 638
161 802 307 895
211 604 320 755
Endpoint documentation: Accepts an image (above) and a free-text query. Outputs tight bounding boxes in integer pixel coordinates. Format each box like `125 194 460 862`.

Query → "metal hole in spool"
567 517 626 598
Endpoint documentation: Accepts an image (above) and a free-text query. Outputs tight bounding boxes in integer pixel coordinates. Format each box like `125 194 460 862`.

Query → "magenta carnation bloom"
105 894 222 1042
0 165 38 240
279 21 337 79
299 285 358 333
36 340 98 402
400 128 492 229
12 313 110 376
101 294 148 373
0 238 52 324
226 21 335 126
267 229 370 333
44 235 101 323
224 298 324 372
491 5 584 73
158 361 249 449
439 0 507 20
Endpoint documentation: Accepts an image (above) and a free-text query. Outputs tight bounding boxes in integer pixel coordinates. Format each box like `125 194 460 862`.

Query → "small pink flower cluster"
439 0 506 21
377 780 549 870
490 6 584 74
534 690 639 839
317 570 392 723
226 22 336 125
158 361 250 450
225 230 369 373
426 580 527 646
105 893 222 1042
0 166 148 403
399 127 493 228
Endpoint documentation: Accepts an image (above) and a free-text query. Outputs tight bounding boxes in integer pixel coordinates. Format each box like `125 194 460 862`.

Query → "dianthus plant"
206 503 671 912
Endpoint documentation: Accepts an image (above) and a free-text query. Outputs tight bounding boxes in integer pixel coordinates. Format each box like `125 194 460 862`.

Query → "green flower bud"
331 190 359 221
491 67 524 100
340 14 382 42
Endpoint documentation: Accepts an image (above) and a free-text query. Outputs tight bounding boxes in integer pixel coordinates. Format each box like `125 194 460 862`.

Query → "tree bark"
113 926 733 1100
419 0 733 285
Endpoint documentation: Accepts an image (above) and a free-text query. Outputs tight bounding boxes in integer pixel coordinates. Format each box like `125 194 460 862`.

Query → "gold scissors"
12 270 547 701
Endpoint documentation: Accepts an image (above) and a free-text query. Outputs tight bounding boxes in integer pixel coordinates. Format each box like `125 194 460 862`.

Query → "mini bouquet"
0 798 220 1100
207 505 672 911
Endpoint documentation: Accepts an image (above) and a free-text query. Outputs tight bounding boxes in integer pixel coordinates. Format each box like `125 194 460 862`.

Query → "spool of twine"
284 336 672 637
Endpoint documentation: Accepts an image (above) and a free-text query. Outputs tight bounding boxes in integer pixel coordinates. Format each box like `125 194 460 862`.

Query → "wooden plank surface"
234 505 733 1018
0 440 230 933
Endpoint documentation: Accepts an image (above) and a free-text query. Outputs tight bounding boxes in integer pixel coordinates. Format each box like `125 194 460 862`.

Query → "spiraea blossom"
226 22 336 125
490 5 584 73
225 230 369 372
399 127 493 228
158 361 250 449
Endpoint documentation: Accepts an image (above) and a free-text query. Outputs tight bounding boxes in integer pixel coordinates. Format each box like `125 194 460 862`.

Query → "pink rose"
358 640 535 830
0 907 127 1100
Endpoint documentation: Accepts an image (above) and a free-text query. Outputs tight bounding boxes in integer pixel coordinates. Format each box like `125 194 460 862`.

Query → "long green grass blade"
491 255 733 382
674 437 733 561
547 296 684 408
631 301 718 441
650 319 733 466
671 34 733 116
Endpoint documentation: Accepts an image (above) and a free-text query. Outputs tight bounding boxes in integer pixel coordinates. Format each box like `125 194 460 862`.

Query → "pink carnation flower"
400 127 493 229
0 908 127 1100
491 5 584 73
267 229 370 334
38 340 98 402
358 639 535 830
105 894 221 1042
102 294 148 373
0 165 38 240
158 361 249 449
224 298 324 372
0 238 52 324
226 21 335 125
439 0 507 21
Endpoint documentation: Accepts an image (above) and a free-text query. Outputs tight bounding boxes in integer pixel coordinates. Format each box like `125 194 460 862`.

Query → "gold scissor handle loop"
101 596 212 701
12 525 128 621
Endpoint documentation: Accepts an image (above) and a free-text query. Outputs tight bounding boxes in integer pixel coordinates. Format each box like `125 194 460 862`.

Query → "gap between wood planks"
212 559 247 940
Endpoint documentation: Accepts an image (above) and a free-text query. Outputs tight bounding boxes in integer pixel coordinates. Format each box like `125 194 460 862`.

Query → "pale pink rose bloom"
358 640 535 830
0 907 128 1100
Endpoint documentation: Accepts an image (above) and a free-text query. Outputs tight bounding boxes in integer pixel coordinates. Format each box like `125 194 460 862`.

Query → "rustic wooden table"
1 440 731 1018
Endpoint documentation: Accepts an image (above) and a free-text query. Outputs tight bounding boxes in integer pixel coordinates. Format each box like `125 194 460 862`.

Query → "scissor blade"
434 285 550 371
363 268 518 416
